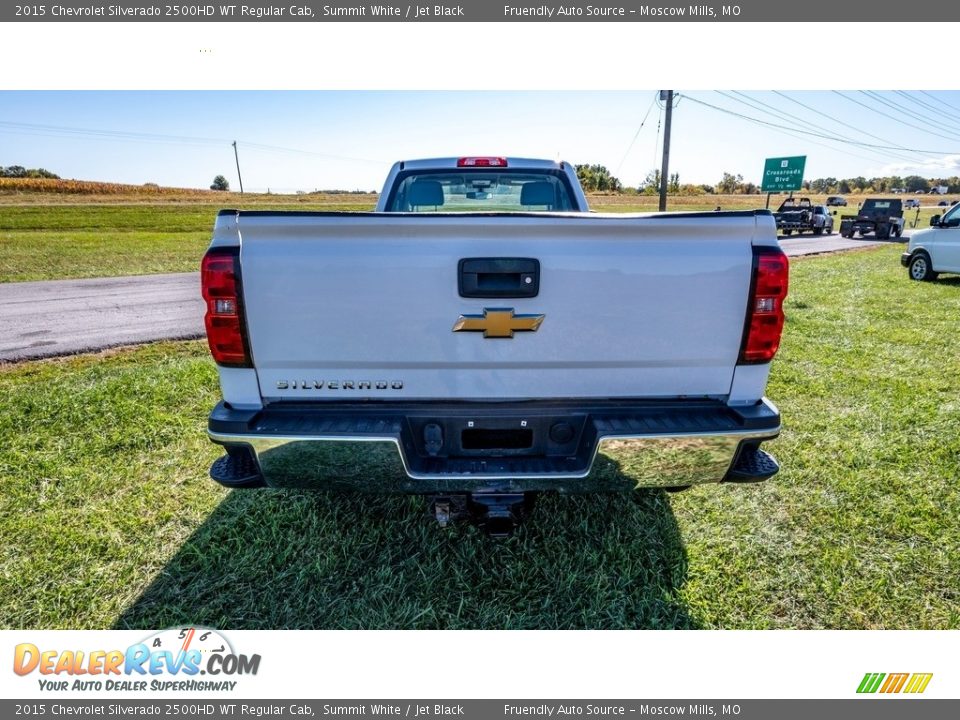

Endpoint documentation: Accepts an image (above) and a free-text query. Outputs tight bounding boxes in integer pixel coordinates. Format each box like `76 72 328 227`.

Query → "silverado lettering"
276 380 403 390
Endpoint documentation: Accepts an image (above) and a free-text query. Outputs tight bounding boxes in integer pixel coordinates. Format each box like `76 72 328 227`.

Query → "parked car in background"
902 203 960 280
810 205 834 235
905 198 921 208
825 196 847 206
938 200 950 206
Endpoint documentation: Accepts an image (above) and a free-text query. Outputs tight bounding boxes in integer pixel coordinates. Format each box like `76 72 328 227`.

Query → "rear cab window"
863 200 899 212
385 169 577 212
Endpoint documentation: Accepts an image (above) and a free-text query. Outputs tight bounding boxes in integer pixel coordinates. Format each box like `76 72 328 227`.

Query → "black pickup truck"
839 199 905 239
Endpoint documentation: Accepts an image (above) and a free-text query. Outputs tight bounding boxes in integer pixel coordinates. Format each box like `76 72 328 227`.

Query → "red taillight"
457 156 508 168
201 248 251 367
739 247 789 364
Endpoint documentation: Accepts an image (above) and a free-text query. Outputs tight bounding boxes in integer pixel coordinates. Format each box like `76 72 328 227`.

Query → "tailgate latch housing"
458 257 540 298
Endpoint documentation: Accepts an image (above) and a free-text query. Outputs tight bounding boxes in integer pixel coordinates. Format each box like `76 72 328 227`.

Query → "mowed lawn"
1 192 952 282
1 244 958 629
0 198 377 282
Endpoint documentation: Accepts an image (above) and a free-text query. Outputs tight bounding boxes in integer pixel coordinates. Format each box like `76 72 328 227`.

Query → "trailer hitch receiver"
429 492 536 537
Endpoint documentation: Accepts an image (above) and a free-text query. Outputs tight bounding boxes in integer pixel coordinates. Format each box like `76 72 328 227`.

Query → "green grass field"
1 192 952 282
0 199 377 282
1 244 957 629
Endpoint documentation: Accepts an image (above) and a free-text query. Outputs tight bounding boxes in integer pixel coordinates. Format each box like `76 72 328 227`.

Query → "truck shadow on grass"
115 478 696 630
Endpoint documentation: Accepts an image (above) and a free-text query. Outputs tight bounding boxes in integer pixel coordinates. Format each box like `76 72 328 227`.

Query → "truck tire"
877 224 890 240
895 225 903 238
813 227 823 236
909 252 938 281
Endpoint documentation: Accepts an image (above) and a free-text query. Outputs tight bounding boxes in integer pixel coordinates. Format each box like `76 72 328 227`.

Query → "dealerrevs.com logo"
13 628 260 693
857 673 933 694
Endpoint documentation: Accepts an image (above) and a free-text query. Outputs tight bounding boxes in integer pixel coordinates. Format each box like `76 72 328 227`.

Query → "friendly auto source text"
503 5 741 16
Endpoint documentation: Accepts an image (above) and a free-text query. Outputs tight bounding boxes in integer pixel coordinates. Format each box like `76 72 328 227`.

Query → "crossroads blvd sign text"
762 156 806 192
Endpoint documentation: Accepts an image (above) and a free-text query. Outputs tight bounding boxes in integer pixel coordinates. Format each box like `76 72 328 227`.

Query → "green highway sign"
762 155 806 192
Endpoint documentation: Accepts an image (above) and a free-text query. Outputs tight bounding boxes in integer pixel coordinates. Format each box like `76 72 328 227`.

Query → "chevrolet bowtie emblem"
452 308 545 338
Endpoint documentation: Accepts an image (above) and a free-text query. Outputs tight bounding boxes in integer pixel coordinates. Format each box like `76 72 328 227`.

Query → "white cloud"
881 154 960 177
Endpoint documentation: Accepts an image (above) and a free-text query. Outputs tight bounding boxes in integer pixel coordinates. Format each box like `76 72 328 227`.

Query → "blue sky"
3 91 960 192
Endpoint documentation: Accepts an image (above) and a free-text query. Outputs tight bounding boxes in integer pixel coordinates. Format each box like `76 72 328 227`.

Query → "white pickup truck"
201 157 787 532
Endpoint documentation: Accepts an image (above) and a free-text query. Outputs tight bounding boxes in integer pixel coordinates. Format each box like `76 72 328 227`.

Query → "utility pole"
232 141 244 195
658 90 674 212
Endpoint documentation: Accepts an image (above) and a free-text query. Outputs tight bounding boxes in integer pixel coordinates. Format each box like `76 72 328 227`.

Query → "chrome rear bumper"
208 398 781 493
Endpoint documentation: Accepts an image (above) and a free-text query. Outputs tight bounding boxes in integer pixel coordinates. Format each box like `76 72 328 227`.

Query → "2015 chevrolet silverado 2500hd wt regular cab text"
201 157 787 532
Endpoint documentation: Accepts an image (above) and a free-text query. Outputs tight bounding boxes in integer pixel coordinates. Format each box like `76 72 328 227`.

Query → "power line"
719 91 916 165
652 102 663 170
747 91 916 163
0 120 223 147
771 91 919 155
919 90 960 114
682 93 958 155
0 119 388 165
860 91 960 140
895 91 960 130
686 93 889 166
614 92 658 178
832 92 960 144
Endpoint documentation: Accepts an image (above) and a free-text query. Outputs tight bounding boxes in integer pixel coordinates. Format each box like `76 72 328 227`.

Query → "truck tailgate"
235 212 765 401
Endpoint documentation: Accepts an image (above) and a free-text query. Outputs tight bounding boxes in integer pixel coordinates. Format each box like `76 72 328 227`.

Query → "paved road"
0 233 909 362
777 232 903 257
0 273 204 362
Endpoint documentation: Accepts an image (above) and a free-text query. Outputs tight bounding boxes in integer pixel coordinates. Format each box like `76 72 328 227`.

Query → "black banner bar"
3 1 957 22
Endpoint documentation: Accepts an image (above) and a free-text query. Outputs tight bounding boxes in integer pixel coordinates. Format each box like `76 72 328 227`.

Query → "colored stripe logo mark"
857 672 933 694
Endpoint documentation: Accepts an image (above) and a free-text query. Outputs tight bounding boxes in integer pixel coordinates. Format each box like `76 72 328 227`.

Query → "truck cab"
375 157 590 213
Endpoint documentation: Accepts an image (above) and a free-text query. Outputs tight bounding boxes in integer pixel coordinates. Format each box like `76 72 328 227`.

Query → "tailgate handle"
458 258 540 298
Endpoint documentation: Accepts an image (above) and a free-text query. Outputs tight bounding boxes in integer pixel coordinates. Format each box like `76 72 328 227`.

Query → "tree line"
1 166 59 179
577 164 743 196
804 175 960 194
577 164 960 196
